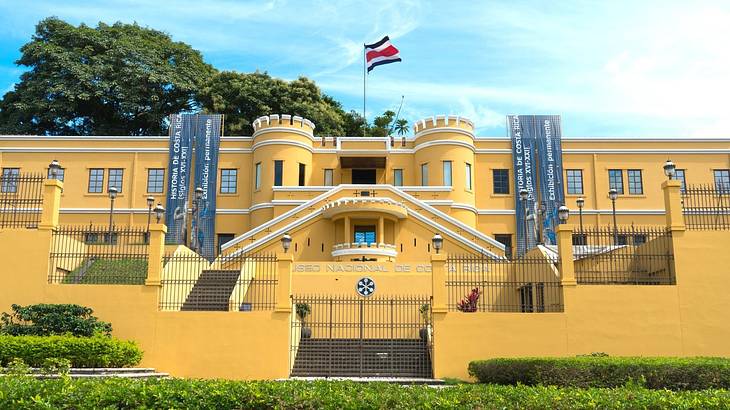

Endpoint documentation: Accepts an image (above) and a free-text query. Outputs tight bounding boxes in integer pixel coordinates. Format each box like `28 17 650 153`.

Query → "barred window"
627 169 643 195
147 169 164 193
442 161 452 186
465 163 472 190
88 169 104 193
714 169 730 192
393 169 403 186
1 168 19 193
220 169 238 194
566 169 583 194
492 169 509 194
675 169 686 192
108 169 124 193
324 169 334 186
608 169 624 194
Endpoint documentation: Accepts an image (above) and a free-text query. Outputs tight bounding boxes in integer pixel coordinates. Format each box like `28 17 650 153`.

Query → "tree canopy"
0 17 214 136
0 17 408 137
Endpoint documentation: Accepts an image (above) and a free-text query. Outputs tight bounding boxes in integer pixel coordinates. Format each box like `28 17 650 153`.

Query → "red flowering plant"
457 287 480 312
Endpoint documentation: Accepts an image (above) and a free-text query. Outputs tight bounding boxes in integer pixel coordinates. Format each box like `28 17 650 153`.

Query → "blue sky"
1 0 730 137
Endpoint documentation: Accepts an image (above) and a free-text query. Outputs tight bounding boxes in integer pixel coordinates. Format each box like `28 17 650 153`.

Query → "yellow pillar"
145 223 167 286
662 179 685 232
39 179 63 230
378 216 384 243
431 253 447 313
556 224 576 286
344 215 351 243
275 253 293 312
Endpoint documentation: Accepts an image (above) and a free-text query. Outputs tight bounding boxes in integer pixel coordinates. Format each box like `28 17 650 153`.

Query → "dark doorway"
352 169 376 184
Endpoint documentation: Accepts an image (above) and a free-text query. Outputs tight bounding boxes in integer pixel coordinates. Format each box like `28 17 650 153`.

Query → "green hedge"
0 335 142 368
468 357 730 390
0 378 729 409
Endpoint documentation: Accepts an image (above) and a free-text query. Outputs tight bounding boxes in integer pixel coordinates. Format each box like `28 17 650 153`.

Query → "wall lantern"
663 159 676 180
281 233 292 253
432 233 443 254
558 205 570 223
154 204 165 223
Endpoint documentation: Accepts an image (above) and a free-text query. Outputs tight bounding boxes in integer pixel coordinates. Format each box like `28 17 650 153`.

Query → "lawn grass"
63 258 147 284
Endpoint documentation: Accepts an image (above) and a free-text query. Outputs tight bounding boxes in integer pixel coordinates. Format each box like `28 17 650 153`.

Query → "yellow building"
1 114 730 380
1 114 728 258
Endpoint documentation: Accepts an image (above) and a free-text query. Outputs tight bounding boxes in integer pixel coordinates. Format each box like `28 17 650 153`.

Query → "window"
147 169 164 193
714 169 730 192
354 225 376 244
616 234 628 246
393 169 403 186
627 169 643 195
274 160 283 186
420 163 428 186
88 169 104 193
298 163 306 186
442 161 452 186
108 169 124 193
608 169 624 194
494 234 512 259
566 169 583 195
572 233 587 246
217 233 235 255
519 284 534 313
324 169 334 186
492 169 509 194
675 169 686 192
47 167 65 182
1 168 19 193
254 163 261 190
220 169 238 194
465 163 472 190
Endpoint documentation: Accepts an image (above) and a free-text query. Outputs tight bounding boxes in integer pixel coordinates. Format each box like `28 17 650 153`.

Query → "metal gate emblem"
356 277 375 297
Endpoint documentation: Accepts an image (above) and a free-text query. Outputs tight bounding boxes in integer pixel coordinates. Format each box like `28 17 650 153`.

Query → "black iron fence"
446 255 563 313
290 295 432 378
0 173 44 229
682 185 730 230
48 225 149 284
159 252 277 311
573 225 674 285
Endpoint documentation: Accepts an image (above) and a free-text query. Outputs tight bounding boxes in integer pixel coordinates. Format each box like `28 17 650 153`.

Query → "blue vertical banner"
509 115 538 257
192 114 223 261
165 114 194 244
535 115 565 246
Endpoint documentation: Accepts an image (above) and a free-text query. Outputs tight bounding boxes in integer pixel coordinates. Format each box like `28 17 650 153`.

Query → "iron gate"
290 295 433 378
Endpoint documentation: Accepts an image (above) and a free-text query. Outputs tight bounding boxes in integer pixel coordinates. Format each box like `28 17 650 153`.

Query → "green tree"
394 118 409 136
369 110 396 137
0 17 214 135
199 71 346 136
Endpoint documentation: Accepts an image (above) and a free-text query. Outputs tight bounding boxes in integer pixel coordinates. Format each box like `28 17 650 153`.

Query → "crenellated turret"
250 114 315 228
413 115 477 227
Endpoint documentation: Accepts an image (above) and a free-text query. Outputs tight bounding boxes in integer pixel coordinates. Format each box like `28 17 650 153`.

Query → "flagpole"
363 43 366 137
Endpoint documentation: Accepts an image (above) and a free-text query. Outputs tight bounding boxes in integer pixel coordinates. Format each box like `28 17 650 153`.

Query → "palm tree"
394 118 409 136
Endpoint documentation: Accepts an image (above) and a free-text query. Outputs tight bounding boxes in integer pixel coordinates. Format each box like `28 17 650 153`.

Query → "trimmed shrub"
0 379 729 409
0 304 112 337
0 335 142 368
468 357 730 390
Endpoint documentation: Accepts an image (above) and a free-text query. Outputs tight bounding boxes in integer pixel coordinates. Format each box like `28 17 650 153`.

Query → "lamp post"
663 159 676 180
576 197 585 236
537 202 546 245
145 196 154 243
192 187 203 252
519 188 529 254
154 204 165 223
432 233 443 254
608 188 619 244
558 205 570 224
48 160 61 180
108 186 118 244
281 233 292 253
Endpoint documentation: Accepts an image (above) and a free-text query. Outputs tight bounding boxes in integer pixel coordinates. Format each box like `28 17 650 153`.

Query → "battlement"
252 114 316 135
413 115 474 135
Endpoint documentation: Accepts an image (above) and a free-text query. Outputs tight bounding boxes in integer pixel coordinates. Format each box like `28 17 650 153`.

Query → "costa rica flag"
365 36 401 73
